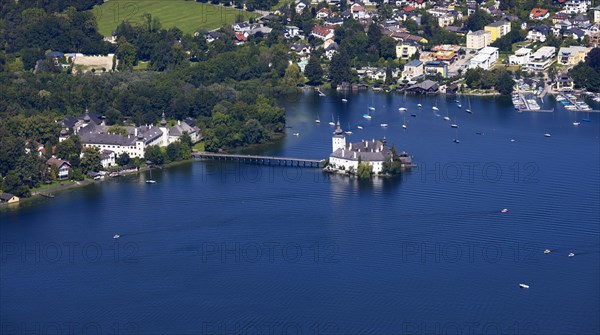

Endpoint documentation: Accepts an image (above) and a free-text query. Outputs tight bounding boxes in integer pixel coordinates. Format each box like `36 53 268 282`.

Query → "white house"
285 26 301 39
527 25 550 43
351 4 366 19
509 48 532 65
100 150 116 168
468 47 499 70
525 46 556 72
563 0 590 14
401 60 424 81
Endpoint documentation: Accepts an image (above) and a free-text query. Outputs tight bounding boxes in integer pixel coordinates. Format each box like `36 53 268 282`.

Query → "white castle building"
60 112 200 159
328 121 392 174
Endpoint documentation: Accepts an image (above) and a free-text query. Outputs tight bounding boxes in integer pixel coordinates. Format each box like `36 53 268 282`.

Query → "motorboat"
342 98 348 102
113 234 120 239
501 208 509 213
357 126 363 130
568 252 575 257
510 139 516 142
411 113 417 117
402 124 407 129
544 133 551 137
544 249 551 254
519 284 530 289
293 132 300 136
453 139 460 143
399 107 407 112
380 123 388 128
145 180 156 184
344 130 353 135
451 124 459 128
573 122 580 126
457 104 462 108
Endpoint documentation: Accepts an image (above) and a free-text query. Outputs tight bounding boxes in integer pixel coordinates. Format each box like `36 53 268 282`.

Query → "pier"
192 152 325 168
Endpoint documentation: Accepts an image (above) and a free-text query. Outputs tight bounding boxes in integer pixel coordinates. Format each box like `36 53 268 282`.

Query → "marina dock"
192 152 325 168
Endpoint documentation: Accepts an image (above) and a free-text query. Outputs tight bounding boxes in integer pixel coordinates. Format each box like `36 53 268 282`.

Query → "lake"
1 91 599 335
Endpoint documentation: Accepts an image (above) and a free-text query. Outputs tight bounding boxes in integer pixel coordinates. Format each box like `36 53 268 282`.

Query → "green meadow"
92 0 259 36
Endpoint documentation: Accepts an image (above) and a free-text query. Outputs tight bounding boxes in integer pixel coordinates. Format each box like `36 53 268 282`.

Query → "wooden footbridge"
192 152 325 168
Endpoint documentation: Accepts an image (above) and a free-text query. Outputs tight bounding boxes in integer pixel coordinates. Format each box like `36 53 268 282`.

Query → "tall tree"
304 55 324 84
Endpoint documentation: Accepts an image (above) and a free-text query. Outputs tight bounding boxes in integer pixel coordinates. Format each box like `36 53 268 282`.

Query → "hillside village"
216 0 599 95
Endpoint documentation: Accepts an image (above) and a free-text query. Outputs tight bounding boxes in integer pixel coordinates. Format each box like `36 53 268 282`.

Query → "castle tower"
332 119 346 152
159 111 169 146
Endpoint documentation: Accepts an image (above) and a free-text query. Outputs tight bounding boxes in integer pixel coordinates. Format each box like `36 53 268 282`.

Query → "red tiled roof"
312 26 333 37
403 6 415 12
234 32 247 41
531 8 549 18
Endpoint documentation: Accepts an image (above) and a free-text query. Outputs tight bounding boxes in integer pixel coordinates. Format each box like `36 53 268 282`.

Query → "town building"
527 25 550 42
47 157 72 179
405 80 439 94
396 41 419 60
311 26 335 40
0 193 20 204
401 60 424 81
466 30 492 50
484 20 511 41
424 61 448 78
468 47 499 70
525 46 556 72
509 48 532 65
101 150 116 168
557 46 590 66
592 6 600 23
530 8 549 20
563 0 590 14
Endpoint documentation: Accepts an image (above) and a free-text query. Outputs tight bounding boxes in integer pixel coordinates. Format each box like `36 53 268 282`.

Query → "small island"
325 121 414 178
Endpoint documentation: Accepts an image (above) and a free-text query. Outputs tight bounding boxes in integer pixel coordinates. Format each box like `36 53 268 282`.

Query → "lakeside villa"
328 121 412 174
60 112 201 159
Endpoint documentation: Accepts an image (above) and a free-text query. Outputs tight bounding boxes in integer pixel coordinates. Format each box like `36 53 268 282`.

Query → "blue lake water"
1 91 599 334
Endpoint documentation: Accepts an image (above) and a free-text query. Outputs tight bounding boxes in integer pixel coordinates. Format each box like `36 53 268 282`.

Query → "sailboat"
357 125 364 129
344 122 353 135
465 96 472 114
417 103 422 108
443 109 450 121
113 234 120 239
362 110 372 119
146 167 156 184
315 112 321 123
573 121 580 126
380 123 388 128
402 114 407 129
328 114 335 126
399 107 407 112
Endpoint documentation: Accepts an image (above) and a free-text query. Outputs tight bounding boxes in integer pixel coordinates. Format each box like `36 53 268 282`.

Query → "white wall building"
509 48 532 65
526 46 556 72
468 47 499 70
466 30 492 50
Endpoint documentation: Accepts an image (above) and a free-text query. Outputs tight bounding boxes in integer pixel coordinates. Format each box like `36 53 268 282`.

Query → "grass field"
92 0 259 36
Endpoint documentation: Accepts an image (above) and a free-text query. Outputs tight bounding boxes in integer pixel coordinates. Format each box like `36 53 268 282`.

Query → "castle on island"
328 121 412 174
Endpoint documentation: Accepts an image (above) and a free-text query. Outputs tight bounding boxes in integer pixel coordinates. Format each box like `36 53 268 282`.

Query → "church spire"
160 111 167 126
334 117 343 135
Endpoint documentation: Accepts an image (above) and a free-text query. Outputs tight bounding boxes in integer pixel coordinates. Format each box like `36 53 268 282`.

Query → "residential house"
47 157 72 179
530 8 549 20
553 19 573 35
424 61 448 78
552 12 569 24
557 46 590 65
484 20 511 41
295 0 309 14
289 43 312 59
509 48 532 65
351 4 366 19
0 193 19 204
101 150 116 168
525 46 556 71
572 14 590 27
527 25 550 42
563 27 586 40
285 26 301 39
466 30 492 50
468 46 499 70
563 0 590 14
316 8 332 19
234 32 247 45
592 6 600 23
311 26 335 40
401 60 424 81
233 22 251 33
396 41 420 60
324 40 339 60
326 17 344 26
205 31 221 43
